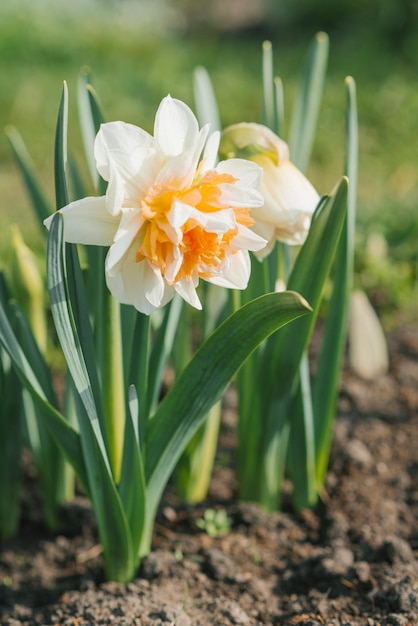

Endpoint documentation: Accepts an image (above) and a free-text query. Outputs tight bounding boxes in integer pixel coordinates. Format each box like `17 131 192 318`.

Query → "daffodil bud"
220 123 320 258
10 224 48 354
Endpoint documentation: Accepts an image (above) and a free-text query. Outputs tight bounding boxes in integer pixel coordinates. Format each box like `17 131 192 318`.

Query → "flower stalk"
101 295 126 483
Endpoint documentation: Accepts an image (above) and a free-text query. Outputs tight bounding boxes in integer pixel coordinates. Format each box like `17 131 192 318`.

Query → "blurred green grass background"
1 0 417 322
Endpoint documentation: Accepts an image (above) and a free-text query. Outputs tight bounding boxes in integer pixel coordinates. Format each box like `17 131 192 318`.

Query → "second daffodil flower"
45 96 266 314
220 123 320 259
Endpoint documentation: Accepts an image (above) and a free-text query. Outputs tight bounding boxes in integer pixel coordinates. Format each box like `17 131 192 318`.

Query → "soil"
1 327 418 626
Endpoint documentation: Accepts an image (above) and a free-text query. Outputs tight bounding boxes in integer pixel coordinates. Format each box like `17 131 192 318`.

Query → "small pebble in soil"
202 547 247 583
222 601 250 624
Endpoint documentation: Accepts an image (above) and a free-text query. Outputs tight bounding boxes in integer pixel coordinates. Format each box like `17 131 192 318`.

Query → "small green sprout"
196 508 232 538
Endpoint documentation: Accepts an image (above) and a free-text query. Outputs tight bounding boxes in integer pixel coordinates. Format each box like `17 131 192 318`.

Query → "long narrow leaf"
127 312 150 446
0 300 88 490
263 177 348 401
262 40 275 129
85 83 108 191
14 305 57 405
47 211 135 582
0 344 23 540
14 304 72 524
147 296 183 416
287 353 317 511
274 77 285 138
118 385 146 560
313 78 358 487
288 32 329 172
0 276 23 540
144 291 311 531
47 213 108 463
53 82 105 432
77 70 99 189
78 82 127 484
54 82 69 209
193 66 221 132
68 155 88 201
6 126 52 224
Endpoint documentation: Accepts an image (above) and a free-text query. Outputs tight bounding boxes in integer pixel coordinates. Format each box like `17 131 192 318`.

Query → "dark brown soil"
1 328 418 626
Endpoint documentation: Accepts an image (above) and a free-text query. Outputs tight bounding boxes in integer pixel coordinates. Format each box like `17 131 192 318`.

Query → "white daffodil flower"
220 122 320 259
45 96 266 314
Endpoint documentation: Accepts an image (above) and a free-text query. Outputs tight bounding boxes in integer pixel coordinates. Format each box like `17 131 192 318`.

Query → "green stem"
128 312 150 446
288 353 317 511
228 288 241 315
102 296 126 483
176 401 222 503
259 396 291 512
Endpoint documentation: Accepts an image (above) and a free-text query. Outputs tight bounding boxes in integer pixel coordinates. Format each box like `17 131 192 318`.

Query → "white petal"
95 122 163 215
154 95 201 157
106 247 174 314
174 277 202 310
44 196 118 246
250 221 276 260
142 261 167 309
105 265 131 306
164 247 183 284
197 130 220 173
207 251 251 290
168 201 236 234
106 210 143 275
217 157 263 191
253 236 276 261
273 211 313 246
274 160 319 213
250 219 275 243
95 121 155 182
255 159 320 225
218 183 264 209
232 224 267 252
154 125 209 189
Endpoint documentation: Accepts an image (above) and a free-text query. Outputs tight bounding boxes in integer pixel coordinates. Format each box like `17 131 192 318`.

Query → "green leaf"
144 291 311 538
274 77 285 138
77 78 127 483
52 81 106 437
0 277 23 540
13 304 73 525
176 400 222 504
254 178 347 511
77 70 99 189
118 385 147 559
287 353 317 511
54 82 69 209
127 311 150 446
55 92 106 440
193 66 221 133
68 155 88 201
0 298 88 491
85 83 108 195
6 126 52 225
47 213 108 465
288 32 329 172
47 211 135 583
262 40 275 130
76 75 112 387
313 78 358 488
13 304 57 404
147 296 183 416
264 177 348 400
